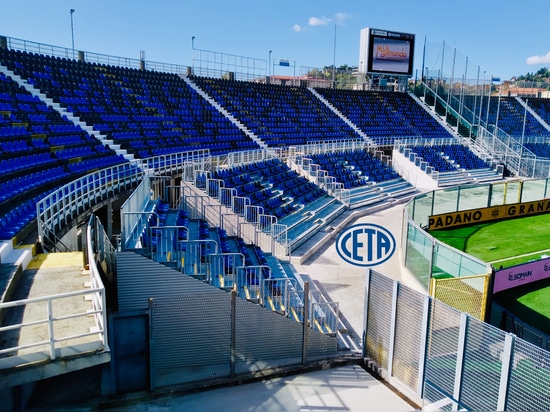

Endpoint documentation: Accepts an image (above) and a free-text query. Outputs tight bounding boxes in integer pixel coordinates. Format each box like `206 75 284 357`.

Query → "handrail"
37 149 210 251
0 287 106 360
86 215 110 353
0 214 110 364
1 34 187 75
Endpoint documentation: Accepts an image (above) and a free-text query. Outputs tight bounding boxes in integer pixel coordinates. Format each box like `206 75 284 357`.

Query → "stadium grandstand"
1 31 550 411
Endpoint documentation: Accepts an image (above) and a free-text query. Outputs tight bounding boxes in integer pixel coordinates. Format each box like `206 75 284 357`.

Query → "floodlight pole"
269 50 272 77
70 9 75 59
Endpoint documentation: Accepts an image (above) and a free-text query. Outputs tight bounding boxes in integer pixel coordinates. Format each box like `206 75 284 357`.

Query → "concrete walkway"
0 252 104 367
291 203 426 337
68 364 418 412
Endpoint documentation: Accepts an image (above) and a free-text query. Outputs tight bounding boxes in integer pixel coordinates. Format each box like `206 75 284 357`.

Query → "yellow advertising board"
428 199 550 231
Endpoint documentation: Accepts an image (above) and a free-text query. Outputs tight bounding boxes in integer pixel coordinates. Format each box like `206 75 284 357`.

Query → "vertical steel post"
148 298 155 390
387 281 399 376
417 295 432 398
230 287 236 377
302 281 309 364
452 313 469 410
497 333 514 411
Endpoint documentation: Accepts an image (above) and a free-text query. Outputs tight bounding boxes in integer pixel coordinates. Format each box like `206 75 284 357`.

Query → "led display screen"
363 28 415 76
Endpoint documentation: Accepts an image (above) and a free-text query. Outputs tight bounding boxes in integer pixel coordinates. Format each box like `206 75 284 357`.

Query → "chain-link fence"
430 274 490 320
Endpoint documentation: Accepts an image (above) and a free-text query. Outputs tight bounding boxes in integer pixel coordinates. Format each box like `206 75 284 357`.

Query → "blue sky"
0 0 549 81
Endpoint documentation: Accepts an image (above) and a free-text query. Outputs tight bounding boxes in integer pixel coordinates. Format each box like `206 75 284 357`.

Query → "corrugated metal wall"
117 251 338 388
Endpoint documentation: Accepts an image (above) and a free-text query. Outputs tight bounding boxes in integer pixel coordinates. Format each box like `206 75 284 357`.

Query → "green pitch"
431 213 550 334
431 213 550 268
491 276 550 335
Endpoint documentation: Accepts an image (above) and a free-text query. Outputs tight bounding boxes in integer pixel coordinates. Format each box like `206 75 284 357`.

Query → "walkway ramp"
0 252 110 390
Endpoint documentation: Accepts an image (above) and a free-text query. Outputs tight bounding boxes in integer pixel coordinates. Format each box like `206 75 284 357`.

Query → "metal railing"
0 215 109 363
38 162 144 249
0 289 106 361
1 34 187 75
37 149 210 252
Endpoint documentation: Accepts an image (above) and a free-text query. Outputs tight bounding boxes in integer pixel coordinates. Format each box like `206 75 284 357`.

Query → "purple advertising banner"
493 257 550 293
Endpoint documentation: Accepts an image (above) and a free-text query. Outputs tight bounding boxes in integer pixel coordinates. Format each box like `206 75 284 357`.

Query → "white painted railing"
0 287 107 360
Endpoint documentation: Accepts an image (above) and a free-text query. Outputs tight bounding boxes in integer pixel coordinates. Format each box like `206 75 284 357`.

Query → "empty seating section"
209 158 350 249
190 76 362 146
314 89 454 145
212 159 321 220
139 198 288 304
526 98 550 127
522 98 550 158
409 144 488 171
0 68 126 239
440 144 488 169
409 145 455 172
309 149 398 185
462 95 549 137
0 48 257 159
254 159 327 209
0 45 503 243
524 143 550 158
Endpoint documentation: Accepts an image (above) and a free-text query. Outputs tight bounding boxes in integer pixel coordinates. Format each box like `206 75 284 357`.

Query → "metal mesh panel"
422 382 455 411
150 288 337 388
234 298 303 373
425 299 461 400
151 294 232 387
506 338 550 411
459 318 505 411
365 271 393 368
392 283 425 391
431 274 490 320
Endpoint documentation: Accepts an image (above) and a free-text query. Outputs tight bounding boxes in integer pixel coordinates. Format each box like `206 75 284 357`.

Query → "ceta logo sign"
335 223 396 267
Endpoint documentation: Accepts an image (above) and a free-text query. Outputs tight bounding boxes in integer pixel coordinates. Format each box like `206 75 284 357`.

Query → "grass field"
491 276 550 335
431 213 550 334
431 213 550 268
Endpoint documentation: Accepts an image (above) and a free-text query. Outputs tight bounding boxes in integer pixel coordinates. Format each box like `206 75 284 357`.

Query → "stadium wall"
402 178 550 290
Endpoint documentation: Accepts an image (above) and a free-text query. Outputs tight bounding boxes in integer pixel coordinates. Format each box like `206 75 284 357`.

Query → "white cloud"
526 52 550 65
309 16 331 26
292 24 302 32
334 12 351 24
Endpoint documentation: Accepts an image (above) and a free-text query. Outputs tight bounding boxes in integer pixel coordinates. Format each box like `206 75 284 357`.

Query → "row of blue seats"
309 150 397 186
0 152 58 175
0 48 256 159
0 198 38 239
0 166 69 204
